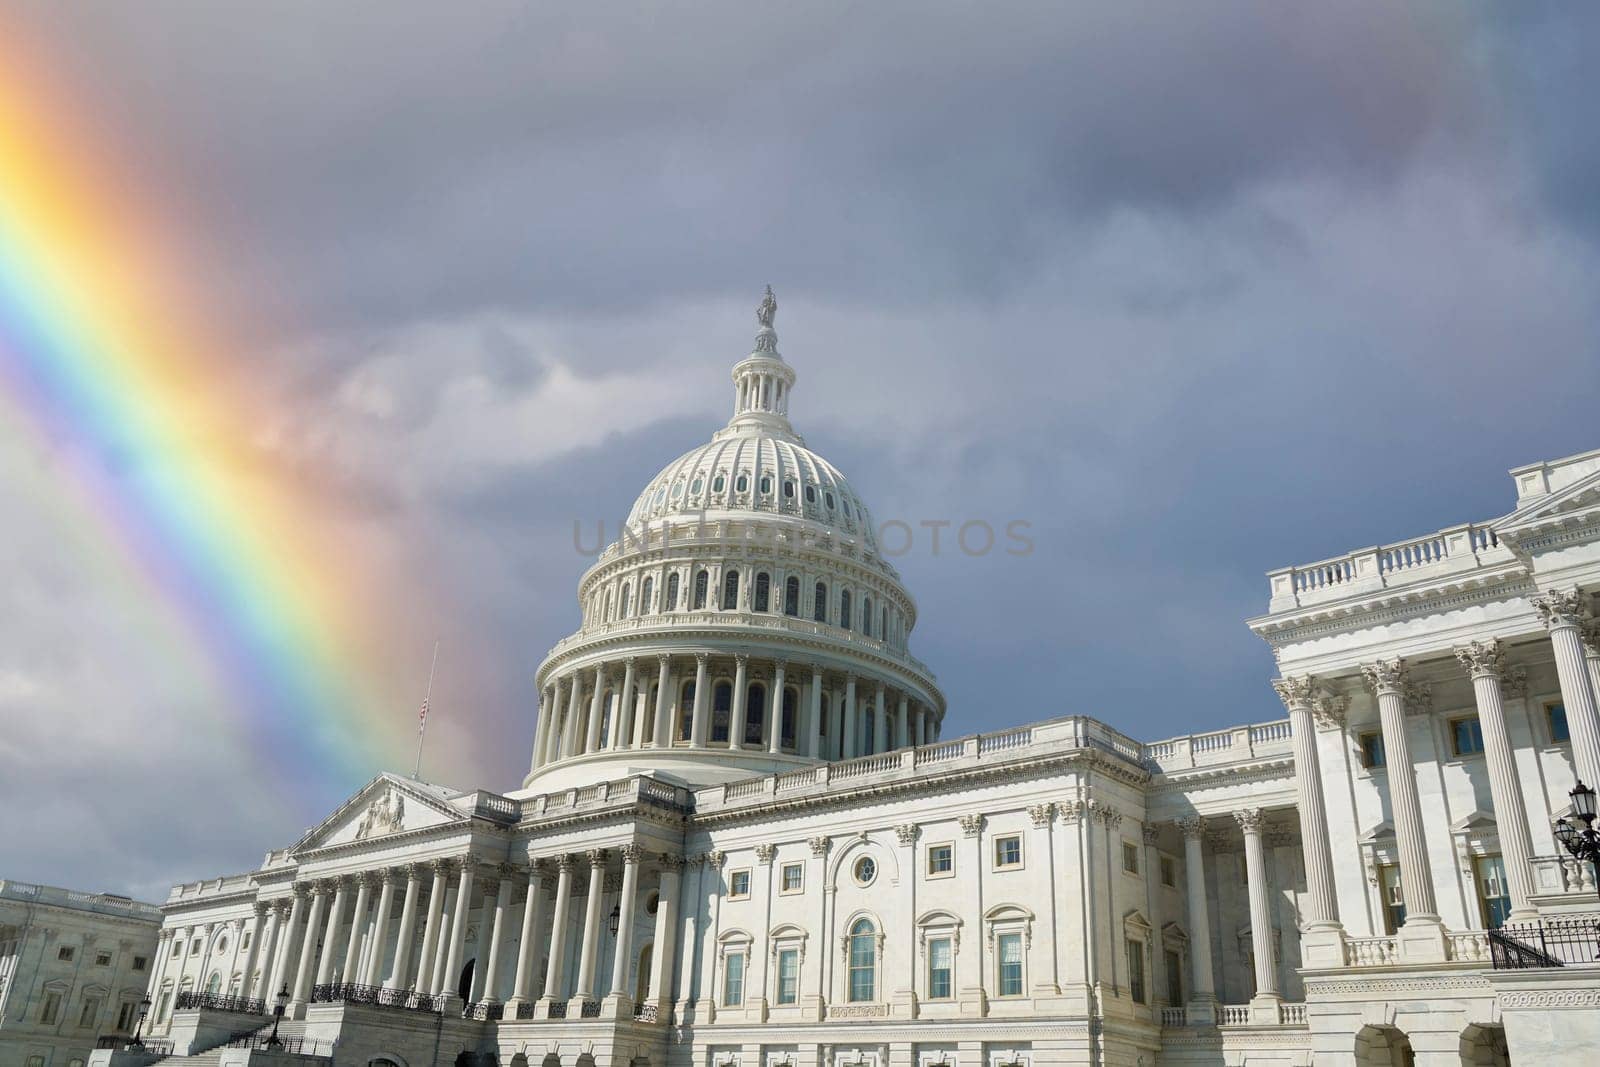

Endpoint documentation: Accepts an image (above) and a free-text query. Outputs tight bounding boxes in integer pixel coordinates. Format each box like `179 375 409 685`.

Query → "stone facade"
0 880 162 1067
128 299 1600 1066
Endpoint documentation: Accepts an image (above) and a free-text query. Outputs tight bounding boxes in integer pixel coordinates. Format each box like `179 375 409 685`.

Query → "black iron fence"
174 991 266 1015
310 982 444 1014
1488 915 1600 969
464 1002 504 1021
633 1003 659 1023
95 1036 174 1055
225 1032 331 1057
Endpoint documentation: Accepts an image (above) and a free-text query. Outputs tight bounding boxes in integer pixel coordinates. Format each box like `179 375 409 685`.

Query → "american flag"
418 698 429 735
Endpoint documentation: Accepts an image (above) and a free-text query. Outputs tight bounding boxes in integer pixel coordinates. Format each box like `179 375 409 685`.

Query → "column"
607 845 643 1006
1176 818 1216 1022
653 655 674 747
414 861 450 993
238 905 267 1004
1455 641 1538 920
1535 590 1600 789
615 659 638 751
573 849 608 1000
1271 677 1344 964
256 907 285 1000
341 875 374 986
428 877 460 997
561 674 585 760
808 667 824 759
270 894 305 1002
586 665 607 752
896 695 910 749
690 654 710 747
843 677 858 759
440 863 476 1007
768 662 787 754
314 878 350 987
531 686 552 770
479 868 516 1005
1360 659 1446 960
362 871 398 986
540 855 577 1012
289 882 328 1013
873 685 887 754
1235 810 1280 1019
730 655 750 749
648 856 684 1008
508 861 550 1011
387 866 423 990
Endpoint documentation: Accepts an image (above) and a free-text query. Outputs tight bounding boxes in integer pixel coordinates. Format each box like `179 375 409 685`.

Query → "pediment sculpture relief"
354 786 406 840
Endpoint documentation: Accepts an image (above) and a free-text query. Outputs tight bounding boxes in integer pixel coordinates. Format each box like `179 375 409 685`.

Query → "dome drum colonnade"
526 288 945 789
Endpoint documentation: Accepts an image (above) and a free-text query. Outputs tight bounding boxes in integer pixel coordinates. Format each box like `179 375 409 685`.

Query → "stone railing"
1216 1004 1250 1025
165 873 258 906
1448 931 1491 963
1343 935 1399 967
1532 854 1597 897
1159 1006 1186 1027
524 775 693 820
1279 1003 1308 1025
1266 519 1510 612
1140 719 1294 773
468 791 520 824
1 880 163 920
694 715 1148 815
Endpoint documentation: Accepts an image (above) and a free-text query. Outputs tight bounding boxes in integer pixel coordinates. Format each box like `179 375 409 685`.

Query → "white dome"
626 431 879 552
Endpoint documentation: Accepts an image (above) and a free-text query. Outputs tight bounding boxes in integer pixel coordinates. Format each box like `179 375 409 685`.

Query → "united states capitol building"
115 293 1600 1067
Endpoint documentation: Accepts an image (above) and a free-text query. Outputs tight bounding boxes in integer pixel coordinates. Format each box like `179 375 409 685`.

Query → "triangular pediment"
1495 467 1600 542
290 773 466 854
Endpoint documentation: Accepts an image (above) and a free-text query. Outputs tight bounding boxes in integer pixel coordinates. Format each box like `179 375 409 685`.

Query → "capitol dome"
521 288 945 792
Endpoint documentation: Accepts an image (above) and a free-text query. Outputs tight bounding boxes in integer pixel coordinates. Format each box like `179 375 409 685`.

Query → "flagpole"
413 640 439 780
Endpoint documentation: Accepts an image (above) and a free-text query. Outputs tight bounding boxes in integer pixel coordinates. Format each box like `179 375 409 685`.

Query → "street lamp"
608 904 621 937
1555 780 1600 895
129 994 151 1049
266 983 289 1048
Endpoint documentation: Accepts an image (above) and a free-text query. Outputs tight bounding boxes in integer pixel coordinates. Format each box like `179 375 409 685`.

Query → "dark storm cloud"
6 3 1600 897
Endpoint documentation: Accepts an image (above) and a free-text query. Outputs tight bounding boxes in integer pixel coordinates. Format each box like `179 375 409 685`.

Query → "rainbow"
0 33 411 789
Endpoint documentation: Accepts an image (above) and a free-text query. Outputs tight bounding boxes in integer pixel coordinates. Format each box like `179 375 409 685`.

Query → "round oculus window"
853 856 877 886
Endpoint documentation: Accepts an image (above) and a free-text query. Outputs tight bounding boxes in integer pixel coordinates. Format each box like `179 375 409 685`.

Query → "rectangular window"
1159 856 1177 888
133 955 147 972
1378 863 1406 935
994 835 1023 869
40 992 62 1024
57 945 75 962
117 1000 138 1031
1126 939 1146 1004
1164 948 1182 1006
781 863 804 893
1122 842 1140 874
241 932 252 951
997 932 1024 996
1548 702 1570 744
95 951 112 967
80 996 101 1027
171 939 183 957
1475 854 1512 930
776 948 799 1005
723 952 744 1006
927 843 954 876
728 869 751 899
1451 717 1486 757
928 937 953 999
1359 731 1386 769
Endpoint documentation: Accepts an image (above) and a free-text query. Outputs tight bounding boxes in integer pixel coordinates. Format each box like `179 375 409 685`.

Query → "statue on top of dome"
757 285 777 328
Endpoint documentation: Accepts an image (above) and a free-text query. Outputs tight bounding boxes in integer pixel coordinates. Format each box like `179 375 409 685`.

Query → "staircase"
150 1017 327 1065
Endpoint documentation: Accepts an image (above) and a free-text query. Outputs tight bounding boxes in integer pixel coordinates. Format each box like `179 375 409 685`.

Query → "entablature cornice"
1250 567 1534 647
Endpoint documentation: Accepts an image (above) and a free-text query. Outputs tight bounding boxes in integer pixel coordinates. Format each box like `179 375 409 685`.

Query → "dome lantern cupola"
726 285 798 440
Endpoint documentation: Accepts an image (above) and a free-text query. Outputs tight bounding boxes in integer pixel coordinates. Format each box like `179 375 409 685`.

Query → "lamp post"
1555 780 1600 897
607 905 621 938
129 994 151 1049
266 983 289 1048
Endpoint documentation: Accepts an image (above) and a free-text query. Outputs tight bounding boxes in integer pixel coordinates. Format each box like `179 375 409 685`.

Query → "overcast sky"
4 3 1600 901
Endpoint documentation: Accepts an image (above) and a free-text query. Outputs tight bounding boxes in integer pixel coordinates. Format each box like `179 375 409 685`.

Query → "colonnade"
531 654 939 771
1272 585 1600 961
1172 810 1282 1020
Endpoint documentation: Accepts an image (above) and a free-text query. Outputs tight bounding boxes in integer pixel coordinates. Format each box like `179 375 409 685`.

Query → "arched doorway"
1353 1024 1414 1067
634 944 653 1004
1460 1024 1509 1067
456 958 475 1004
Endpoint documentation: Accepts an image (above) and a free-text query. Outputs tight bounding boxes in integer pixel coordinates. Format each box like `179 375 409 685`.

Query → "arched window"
759 474 772 495
693 570 709 610
754 572 771 612
805 484 817 504
678 681 696 742
206 972 222 994
600 691 615 747
641 576 654 615
712 682 733 743
862 596 873 636
882 607 889 641
782 687 799 749
783 480 795 500
603 591 612 621
666 572 680 612
840 590 852 631
813 582 828 623
848 919 876 1002
745 683 766 747
713 473 726 493
620 582 632 619
736 473 750 493
723 570 741 610
785 576 800 617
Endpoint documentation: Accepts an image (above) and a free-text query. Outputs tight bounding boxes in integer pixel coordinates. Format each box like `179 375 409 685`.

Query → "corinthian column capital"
1454 639 1504 679
1271 676 1319 711
1533 588 1588 630
1360 658 1408 697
